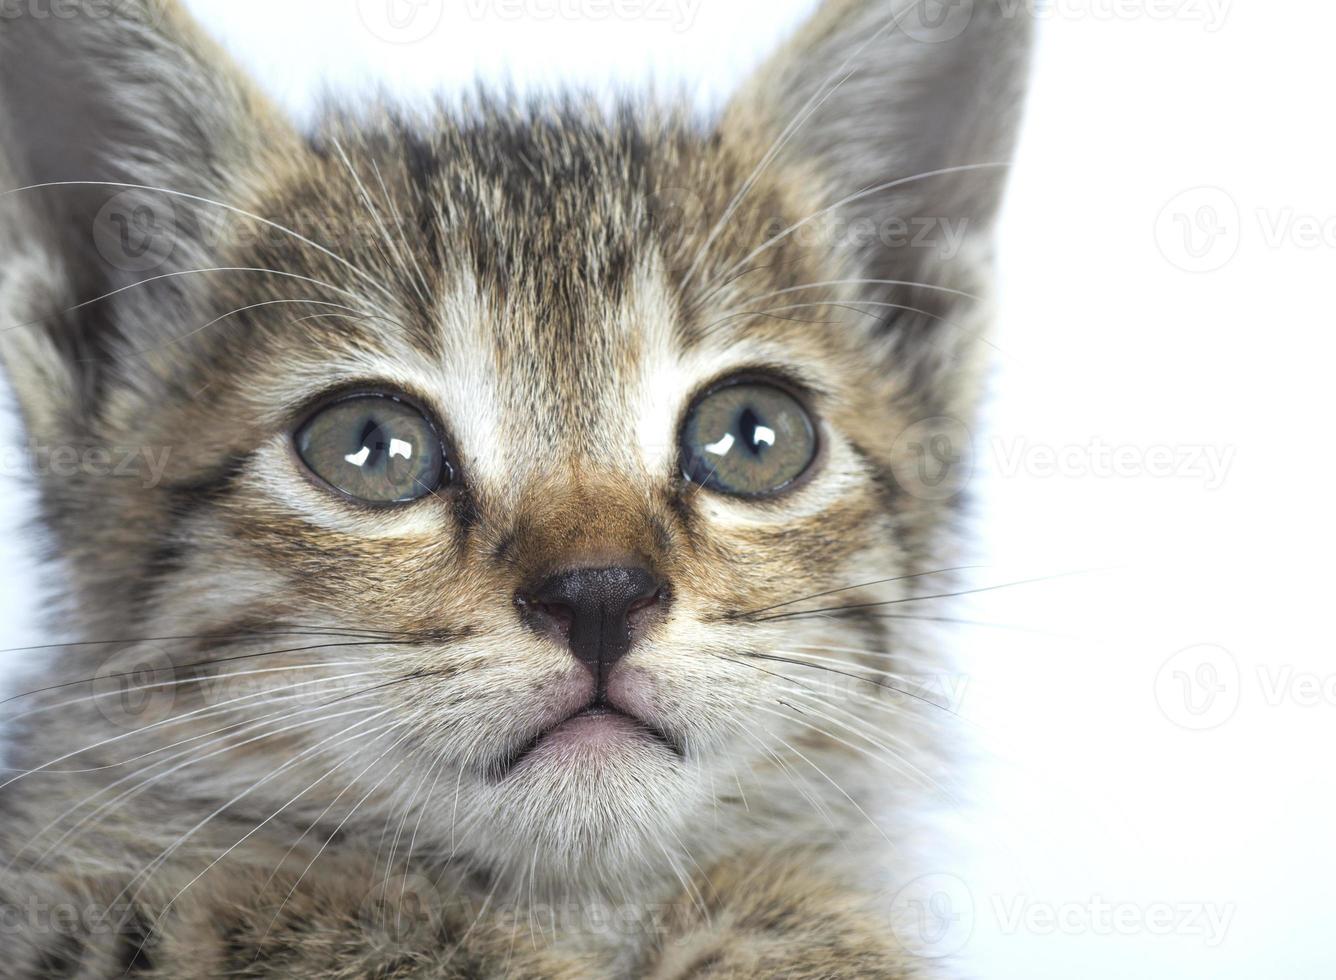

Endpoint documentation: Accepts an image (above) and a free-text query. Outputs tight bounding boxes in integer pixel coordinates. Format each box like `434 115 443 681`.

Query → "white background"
2 1 1333 976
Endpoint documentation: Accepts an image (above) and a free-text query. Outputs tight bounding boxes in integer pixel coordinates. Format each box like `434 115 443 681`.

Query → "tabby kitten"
0 0 1030 976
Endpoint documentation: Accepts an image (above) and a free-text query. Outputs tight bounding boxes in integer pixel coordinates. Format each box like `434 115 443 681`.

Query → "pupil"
738 407 775 457
358 418 388 469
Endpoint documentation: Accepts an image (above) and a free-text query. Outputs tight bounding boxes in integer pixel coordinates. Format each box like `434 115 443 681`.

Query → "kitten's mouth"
490 702 684 781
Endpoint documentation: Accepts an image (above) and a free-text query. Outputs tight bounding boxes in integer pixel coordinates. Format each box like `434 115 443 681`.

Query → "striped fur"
0 1 1031 976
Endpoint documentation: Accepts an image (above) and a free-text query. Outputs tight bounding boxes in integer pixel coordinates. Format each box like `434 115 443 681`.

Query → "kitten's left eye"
294 393 447 504
680 379 818 498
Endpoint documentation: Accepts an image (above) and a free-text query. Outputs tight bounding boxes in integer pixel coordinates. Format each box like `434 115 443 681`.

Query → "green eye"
680 380 818 498
295 394 447 504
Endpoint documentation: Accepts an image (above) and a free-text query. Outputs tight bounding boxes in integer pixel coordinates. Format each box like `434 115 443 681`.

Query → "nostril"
626 589 666 621
515 595 571 632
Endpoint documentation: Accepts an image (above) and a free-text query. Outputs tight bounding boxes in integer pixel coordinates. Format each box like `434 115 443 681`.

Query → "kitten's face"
0 0 1029 889
126 124 951 880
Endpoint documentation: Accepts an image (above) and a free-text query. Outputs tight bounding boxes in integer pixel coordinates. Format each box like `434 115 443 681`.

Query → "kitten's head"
0 1 1029 889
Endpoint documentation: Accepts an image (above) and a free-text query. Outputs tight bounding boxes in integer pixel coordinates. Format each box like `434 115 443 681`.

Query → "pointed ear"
0 0 301 435
721 0 1032 286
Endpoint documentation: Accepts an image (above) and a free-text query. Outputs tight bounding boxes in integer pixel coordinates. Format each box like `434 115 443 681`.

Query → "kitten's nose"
519 565 665 679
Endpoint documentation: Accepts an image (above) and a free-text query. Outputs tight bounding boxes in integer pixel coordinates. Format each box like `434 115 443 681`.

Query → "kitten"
0 0 1030 976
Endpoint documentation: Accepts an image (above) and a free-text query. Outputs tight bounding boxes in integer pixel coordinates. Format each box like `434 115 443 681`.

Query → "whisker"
2 660 375 728
94 298 373 363
772 681 949 770
753 702 954 802
737 565 979 619
753 569 1100 623
135 712 404 931
0 636 430 708
370 152 438 313
683 3 921 296
22 697 390 874
729 650 952 713
704 162 1012 297
730 723 837 828
1 266 383 336
254 726 418 948
798 612 1080 638
113 715 407 960
0 642 424 789
397 752 449 885
756 722 894 845
0 179 393 300
0 625 413 658
702 282 984 338
331 138 431 314
703 300 1001 360
711 653 825 698
730 278 980 306
769 649 947 700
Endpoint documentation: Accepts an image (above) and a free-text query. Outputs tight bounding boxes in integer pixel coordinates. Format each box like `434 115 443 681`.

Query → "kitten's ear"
0 0 300 435
720 0 1032 289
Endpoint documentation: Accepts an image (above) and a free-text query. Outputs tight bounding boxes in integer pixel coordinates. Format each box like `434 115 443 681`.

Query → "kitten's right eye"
294 393 448 505
679 378 818 498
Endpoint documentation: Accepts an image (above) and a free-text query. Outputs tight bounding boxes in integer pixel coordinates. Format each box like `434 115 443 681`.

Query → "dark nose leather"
522 566 664 681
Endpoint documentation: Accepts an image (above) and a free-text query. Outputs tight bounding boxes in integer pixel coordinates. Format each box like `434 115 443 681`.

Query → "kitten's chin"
459 723 702 886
